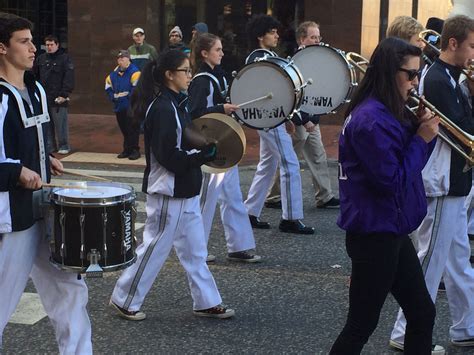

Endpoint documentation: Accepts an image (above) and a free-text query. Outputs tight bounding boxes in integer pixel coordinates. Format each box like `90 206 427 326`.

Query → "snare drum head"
292 45 355 115
52 182 134 205
230 60 297 129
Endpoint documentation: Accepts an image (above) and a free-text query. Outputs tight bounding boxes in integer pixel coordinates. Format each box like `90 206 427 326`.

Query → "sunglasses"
398 68 420 81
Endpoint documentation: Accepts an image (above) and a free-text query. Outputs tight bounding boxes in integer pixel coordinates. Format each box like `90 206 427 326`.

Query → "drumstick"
236 92 273 108
43 183 91 190
62 169 111 182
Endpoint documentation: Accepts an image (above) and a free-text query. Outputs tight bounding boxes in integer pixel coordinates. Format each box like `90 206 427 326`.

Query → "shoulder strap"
245 49 276 64
0 81 50 182
192 72 228 98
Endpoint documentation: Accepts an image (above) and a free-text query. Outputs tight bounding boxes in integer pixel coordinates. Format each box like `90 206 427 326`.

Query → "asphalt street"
3 160 474 354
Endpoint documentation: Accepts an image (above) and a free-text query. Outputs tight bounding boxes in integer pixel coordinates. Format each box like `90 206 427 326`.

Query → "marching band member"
390 15 474 350
331 37 440 354
110 49 235 320
187 33 261 263
0 13 92 353
386 16 426 49
243 14 314 234
265 21 340 210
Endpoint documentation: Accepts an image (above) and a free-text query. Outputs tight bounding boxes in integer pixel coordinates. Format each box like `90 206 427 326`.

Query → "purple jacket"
337 97 430 235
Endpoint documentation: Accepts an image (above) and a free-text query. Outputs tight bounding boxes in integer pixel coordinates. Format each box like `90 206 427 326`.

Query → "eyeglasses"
175 68 193 76
398 68 420 81
309 35 323 42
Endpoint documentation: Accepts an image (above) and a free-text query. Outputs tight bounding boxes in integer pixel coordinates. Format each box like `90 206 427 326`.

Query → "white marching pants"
0 222 92 354
245 124 304 220
200 166 256 253
391 196 474 342
111 194 222 311
466 184 474 235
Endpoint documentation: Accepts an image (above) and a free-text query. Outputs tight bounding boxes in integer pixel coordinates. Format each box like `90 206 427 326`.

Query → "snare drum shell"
50 182 136 273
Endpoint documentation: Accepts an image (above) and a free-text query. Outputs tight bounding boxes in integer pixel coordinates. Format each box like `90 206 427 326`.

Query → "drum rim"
292 43 357 115
229 59 303 130
49 254 137 273
51 181 136 206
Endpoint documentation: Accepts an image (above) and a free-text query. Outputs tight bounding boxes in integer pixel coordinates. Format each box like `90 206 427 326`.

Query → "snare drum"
230 57 304 129
292 44 357 115
50 182 136 274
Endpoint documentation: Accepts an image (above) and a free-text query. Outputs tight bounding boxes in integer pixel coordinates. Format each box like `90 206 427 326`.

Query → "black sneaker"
193 304 235 319
128 150 141 160
117 151 129 159
279 219 315 235
264 200 282 209
227 251 262 263
317 197 340 209
249 215 270 229
451 338 474 347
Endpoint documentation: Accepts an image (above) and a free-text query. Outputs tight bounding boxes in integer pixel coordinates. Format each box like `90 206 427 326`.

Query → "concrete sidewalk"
65 114 342 165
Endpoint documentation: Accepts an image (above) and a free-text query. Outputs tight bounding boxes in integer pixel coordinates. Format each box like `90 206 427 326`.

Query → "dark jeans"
330 232 435 355
116 109 139 153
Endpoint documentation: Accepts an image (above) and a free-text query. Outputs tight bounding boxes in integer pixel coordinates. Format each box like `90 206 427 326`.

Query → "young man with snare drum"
243 14 314 234
0 13 92 353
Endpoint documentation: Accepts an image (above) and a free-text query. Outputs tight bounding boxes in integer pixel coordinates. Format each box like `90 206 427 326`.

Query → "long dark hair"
191 32 220 73
130 49 188 122
346 37 421 120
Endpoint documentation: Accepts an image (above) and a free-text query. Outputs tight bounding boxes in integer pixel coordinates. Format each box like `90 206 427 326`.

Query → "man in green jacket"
127 27 158 70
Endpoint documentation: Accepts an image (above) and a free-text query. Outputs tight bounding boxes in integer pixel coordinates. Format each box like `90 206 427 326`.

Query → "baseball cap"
117 50 130 59
133 27 145 35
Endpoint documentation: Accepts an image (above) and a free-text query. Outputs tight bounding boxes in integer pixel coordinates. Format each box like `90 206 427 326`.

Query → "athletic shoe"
389 339 445 354
206 254 216 262
264 200 282 209
317 197 340 209
249 215 270 229
279 219 315 235
227 251 262 263
109 300 146 321
193 304 235 319
451 338 474 347
57 149 70 155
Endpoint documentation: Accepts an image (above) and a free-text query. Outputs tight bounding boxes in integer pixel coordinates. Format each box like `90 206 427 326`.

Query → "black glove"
199 143 217 164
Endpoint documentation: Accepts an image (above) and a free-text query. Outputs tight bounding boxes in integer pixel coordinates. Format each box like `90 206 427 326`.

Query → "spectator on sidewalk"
105 50 141 160
165 26 190 55
33 34 74 154
128 27 158 71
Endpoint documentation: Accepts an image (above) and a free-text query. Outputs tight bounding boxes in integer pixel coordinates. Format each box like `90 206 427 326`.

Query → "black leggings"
330 232 435 355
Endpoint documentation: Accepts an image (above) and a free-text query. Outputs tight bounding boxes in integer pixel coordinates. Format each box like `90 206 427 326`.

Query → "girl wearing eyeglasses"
330 37 440 354
187 33 262 263
109 49 235 321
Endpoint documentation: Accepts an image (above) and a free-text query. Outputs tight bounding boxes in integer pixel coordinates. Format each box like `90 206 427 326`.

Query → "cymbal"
192 113 246 174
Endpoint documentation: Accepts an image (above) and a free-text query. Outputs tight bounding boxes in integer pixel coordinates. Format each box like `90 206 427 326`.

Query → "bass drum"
292 44 357 115
230 57 304 129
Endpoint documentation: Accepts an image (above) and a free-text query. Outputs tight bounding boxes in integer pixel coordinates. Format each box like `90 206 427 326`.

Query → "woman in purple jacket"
330 38 441 354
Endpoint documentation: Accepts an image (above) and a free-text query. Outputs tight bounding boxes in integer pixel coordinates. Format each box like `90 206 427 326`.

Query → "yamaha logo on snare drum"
302 95 333 108
241 106 286 120
124 209 132 252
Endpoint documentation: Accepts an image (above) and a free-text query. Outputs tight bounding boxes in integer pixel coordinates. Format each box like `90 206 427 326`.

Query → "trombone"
346 51 474 169
419 29 474 82
408 90 474 169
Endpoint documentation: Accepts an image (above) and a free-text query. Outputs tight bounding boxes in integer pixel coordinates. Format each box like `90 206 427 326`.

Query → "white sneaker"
389 339 445 354
109 300 146 321
206 254 216 262
57 149 70 154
